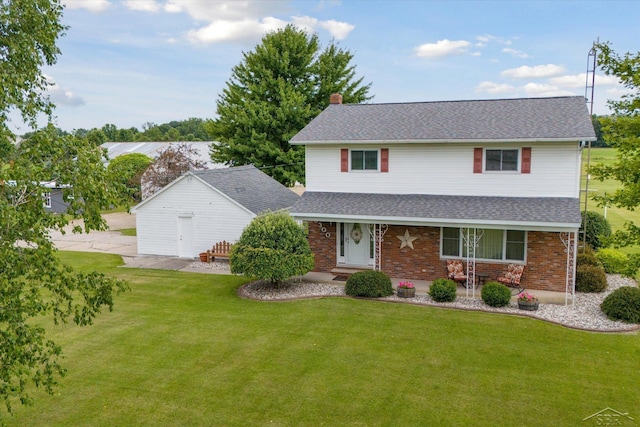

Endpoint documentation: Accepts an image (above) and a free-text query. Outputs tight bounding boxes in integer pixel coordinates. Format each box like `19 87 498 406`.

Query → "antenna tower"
581 42 597 251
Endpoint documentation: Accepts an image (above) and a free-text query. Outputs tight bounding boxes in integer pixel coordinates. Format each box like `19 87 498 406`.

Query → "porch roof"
290 192 581 231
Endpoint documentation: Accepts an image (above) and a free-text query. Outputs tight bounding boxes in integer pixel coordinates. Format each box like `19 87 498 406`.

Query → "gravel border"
238 274 640 333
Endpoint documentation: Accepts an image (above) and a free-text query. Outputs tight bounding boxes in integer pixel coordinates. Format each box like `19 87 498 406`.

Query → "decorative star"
397 229 418 250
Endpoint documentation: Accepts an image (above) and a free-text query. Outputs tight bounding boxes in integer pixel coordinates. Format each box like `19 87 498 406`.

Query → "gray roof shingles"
290 96 596 143
193 165 299 215
290 192 581 226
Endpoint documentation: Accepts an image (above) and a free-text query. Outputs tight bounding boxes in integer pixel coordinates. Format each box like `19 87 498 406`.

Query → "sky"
15 0 639 133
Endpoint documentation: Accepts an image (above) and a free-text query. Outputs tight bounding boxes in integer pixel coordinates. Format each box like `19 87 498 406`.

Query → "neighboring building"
289 95 596 296
101 141 220 168
130 165 300 258
42 181 71 214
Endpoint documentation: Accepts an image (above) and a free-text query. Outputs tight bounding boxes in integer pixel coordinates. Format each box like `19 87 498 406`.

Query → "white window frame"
43 191 52 209
440 227 527 262
485 148 519 172
350 149 379 172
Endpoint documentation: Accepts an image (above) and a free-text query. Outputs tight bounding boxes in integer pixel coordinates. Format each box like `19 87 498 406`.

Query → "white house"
131 165 300 258
289 95 596 297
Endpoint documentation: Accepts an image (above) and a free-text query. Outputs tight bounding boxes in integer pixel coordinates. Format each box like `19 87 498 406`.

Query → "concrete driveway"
50 212 223 272
50 212 138 257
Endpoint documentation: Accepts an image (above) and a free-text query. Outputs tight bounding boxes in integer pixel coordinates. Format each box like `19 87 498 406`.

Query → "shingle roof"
290 96 596 143
193 165 300 214
290 192 581 228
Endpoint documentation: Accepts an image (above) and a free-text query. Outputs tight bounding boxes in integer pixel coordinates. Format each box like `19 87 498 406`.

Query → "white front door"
178 216 194 258
344 223 371 266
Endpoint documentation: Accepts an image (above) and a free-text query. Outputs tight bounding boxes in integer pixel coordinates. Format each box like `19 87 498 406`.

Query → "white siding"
135 176 254 257
305 143 581 198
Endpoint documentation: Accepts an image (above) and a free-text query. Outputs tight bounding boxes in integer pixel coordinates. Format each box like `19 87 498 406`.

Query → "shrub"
576 252 602 268
579 211 612 250
481 281 512 307
575 264 607 293
595 248 628 274
229 211 314 286
601 286 640 323
345 271 393 298
429 278 457 302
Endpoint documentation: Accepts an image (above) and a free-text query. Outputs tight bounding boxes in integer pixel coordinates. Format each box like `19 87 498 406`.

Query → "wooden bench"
206 240 233 262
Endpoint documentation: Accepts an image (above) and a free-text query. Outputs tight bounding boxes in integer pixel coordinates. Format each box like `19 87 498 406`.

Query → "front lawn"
6 252 639 426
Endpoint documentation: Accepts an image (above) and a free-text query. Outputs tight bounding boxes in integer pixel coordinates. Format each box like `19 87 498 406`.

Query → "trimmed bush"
575 264 607 293
429 278 457 302
481 281 512 307
595 248 628 274
345 271 393 298
576 252 602 268
601 286 640 323
229 211 314 286
579 210 612 250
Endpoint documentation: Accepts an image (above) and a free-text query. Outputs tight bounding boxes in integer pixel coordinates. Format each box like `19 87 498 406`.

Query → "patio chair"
446 259 474 289
496 263 525 294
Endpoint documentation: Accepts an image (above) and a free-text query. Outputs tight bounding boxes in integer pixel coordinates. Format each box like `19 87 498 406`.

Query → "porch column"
560 232 577 306
368 224 389 271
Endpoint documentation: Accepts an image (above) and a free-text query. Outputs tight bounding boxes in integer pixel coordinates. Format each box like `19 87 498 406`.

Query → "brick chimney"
329 93 343 105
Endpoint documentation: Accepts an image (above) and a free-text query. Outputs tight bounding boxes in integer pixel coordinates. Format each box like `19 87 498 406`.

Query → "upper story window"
473 147 531 174
341 148 389 173
351 150 378 171
486 149 518 171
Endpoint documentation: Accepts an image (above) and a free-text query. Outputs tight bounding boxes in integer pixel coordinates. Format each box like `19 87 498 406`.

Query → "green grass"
5 252 639 426
117 227 136 236
582 147 640 255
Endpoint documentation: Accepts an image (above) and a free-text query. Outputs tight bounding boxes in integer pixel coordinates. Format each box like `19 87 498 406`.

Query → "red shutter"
381 148 389 172
341 149 348 172
521 147 531 174
473 148 483 173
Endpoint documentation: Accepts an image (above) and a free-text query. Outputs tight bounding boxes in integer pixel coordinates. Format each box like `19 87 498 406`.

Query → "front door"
344 223 371 266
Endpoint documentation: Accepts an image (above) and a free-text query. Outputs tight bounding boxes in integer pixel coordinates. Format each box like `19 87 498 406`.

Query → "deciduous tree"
589 42 640 275
107 152 153 202
208 25 372 186
590 42 640 248
140 142 208 198
0 0 127 418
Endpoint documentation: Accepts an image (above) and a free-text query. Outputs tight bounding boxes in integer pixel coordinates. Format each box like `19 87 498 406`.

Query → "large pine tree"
208 25 372 186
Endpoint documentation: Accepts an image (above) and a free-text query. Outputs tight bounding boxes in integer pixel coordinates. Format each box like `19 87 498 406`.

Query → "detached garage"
130 165 300 258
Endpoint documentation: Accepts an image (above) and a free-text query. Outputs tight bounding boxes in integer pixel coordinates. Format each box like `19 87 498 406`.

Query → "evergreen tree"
208 25 372 186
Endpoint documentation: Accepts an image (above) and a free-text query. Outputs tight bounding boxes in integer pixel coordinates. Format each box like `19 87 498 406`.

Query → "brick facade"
306 222 572 293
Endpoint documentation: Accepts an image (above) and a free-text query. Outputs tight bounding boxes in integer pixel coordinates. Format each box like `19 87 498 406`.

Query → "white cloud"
163 0 288 22
317 19 355 40
44 76 86 107
476 34 512 45
502 48 529 59
124 1 355 44
475 81 516 94
63 0 110 12
187 17 288 44
414 39 471 58
124 0 161 12
522 82 573 97
502 64 565 79
550 73 622 88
